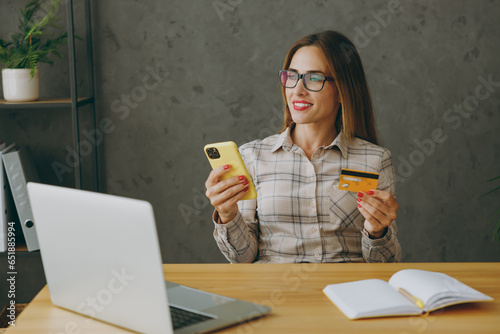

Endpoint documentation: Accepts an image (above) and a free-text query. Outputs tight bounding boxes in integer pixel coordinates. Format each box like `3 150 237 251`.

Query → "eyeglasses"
279 70 334 92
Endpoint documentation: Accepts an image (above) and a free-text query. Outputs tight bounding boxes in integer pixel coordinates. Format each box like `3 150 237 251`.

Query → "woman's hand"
356 189 398 239
205 164 250 224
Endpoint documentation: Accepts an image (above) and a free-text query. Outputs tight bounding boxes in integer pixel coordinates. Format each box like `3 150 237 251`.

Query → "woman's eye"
309 74 323 82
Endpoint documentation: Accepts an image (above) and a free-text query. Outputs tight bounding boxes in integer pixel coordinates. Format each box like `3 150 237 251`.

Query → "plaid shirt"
213 126 401 263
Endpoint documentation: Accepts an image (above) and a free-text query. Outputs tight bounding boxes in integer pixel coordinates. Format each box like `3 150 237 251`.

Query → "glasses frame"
279 70 335 92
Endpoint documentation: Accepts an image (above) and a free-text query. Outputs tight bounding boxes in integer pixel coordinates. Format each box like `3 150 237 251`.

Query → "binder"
0 143 16 252
3 147 40 251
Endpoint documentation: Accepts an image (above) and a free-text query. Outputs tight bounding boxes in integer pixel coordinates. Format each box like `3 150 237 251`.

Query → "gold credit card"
338 169 379 192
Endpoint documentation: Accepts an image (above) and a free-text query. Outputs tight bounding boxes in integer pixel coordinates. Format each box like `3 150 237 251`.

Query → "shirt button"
312 154 319 159
315 253 320 258
309 177 315 182
311 227 317 233
309 201 315 209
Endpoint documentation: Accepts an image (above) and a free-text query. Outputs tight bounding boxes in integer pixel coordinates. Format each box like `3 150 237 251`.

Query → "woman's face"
286 46 341 128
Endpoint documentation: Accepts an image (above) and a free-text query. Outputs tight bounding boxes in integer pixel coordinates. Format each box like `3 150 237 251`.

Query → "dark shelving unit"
0 0 98 309
0 0 99 191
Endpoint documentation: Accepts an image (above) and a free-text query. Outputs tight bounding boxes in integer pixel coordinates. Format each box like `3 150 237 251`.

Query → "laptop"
27 182 271 334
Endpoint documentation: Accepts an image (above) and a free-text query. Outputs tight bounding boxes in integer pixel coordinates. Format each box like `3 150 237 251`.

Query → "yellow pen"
398 287 425 309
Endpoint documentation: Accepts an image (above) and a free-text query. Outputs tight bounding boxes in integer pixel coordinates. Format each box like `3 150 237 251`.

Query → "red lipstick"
292 100 313 111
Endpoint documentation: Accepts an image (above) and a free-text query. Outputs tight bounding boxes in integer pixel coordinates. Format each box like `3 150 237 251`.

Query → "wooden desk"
6 263 500 333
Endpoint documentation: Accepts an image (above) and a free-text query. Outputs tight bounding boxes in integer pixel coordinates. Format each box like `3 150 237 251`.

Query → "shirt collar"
271 122 349 159
271 126 294 152
326 131 349 159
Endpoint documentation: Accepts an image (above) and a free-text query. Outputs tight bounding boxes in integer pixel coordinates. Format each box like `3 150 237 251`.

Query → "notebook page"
323 279 421 319
388 269 492 310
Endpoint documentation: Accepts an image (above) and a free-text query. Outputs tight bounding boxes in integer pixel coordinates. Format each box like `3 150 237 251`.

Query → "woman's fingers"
204 164 250 223
205 164 231 193
357 190 398 237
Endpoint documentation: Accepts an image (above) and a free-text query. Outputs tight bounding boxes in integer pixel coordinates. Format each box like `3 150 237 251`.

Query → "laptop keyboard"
169 305 214 330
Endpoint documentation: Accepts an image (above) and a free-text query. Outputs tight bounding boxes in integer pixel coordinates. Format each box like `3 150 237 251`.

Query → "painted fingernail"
368 190 374 195
224 164 230 170
244 187 249 192
238 175 245 181
242 180 249 186
357 203 361 208
357 192 364 198
356 198 361 202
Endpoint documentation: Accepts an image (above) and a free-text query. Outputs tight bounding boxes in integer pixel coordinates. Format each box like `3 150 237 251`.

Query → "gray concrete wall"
1 0 499 264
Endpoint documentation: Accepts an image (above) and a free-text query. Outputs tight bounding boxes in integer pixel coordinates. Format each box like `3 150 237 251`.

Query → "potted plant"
0 0 68 102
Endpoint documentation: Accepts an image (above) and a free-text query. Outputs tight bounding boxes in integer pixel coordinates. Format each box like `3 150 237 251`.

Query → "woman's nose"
292 77 308 95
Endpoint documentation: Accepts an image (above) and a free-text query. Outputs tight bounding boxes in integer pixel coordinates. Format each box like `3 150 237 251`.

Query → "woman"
205 30 401 263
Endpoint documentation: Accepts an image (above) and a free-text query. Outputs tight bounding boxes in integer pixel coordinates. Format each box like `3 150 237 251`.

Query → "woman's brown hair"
280 30 379 145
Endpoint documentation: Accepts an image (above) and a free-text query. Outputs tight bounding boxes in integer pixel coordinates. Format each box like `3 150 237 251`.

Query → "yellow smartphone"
204 141 257 201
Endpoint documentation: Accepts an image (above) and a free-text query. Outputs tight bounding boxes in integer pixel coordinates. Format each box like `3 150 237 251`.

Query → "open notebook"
323 269 493 319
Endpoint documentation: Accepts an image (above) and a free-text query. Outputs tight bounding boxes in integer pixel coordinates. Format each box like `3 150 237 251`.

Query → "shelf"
0 97 94 110
0 249 41 258
0 238 38 256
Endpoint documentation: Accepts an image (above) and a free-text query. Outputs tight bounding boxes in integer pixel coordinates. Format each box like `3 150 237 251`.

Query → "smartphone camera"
206 147 221 159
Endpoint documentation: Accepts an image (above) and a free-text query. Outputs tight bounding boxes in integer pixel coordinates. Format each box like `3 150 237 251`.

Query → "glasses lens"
304 73 325 92
280 70 298 88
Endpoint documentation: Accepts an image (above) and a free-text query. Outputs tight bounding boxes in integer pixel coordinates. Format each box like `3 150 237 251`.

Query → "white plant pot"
2 68 40 102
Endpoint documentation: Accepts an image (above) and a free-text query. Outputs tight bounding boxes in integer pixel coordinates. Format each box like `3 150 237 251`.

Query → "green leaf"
0 0 73 69
484 176 500 183
483 186 500 198
492 207 500 242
